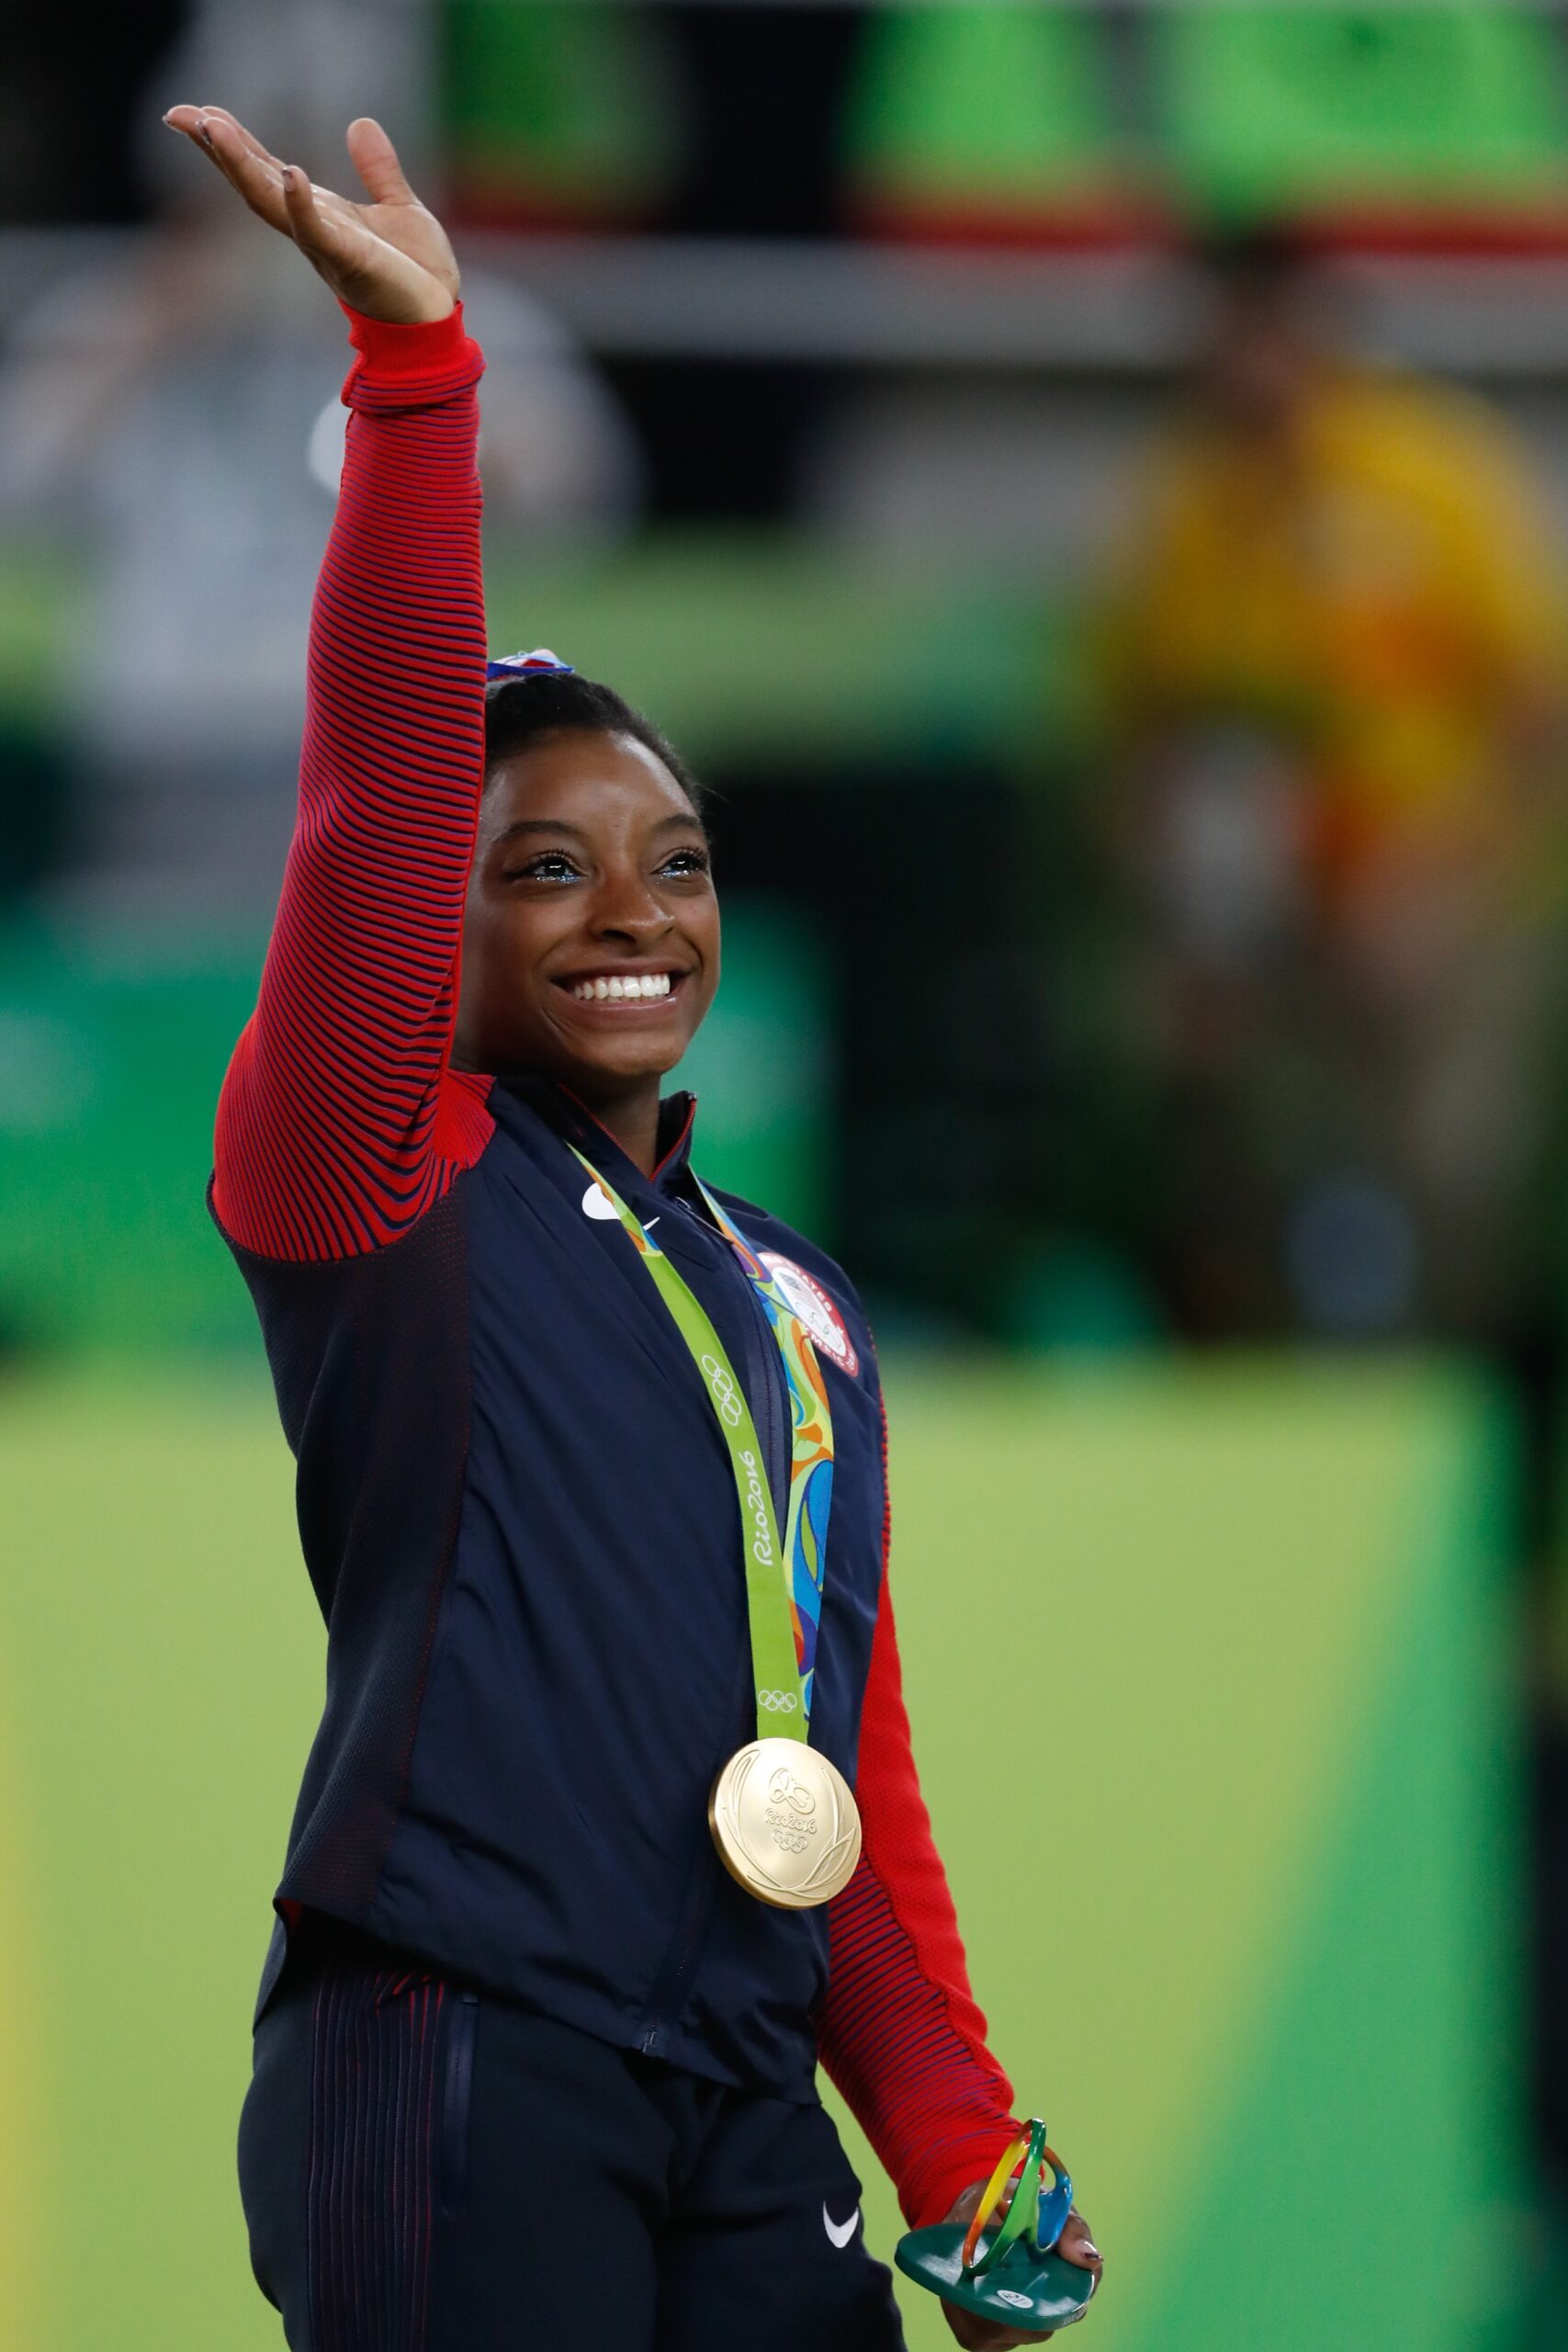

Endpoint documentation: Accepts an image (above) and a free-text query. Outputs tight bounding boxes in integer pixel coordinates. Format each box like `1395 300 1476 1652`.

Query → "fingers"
346 117 414 207
164 105 291 233
195 106 285 171
280 164 321 239
163 105 277 182
280 163 320 247
203 113 293 228
1054 2211 1102 2281
280 166 360 268
164 103 234 182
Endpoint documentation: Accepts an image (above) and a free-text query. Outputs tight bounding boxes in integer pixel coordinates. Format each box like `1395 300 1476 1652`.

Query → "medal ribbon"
571 1150 835 1739
693 1179 833 1724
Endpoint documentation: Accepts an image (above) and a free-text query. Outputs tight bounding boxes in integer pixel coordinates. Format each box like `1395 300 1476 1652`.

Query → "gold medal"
708 1736 863 1909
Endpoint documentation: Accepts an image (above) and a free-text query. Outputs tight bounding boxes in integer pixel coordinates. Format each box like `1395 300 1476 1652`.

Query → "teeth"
570 972 673 1003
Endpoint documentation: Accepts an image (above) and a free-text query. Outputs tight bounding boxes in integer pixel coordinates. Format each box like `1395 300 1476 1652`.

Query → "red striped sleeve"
819 1408 1021 2227
212 302 494 1261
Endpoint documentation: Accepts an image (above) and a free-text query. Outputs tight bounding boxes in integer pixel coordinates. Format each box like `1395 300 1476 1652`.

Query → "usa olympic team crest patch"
761 1253 860 1378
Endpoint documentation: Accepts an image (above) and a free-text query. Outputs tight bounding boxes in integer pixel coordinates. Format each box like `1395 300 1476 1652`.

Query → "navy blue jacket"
212 300 1018 2225
228 1081 884 2098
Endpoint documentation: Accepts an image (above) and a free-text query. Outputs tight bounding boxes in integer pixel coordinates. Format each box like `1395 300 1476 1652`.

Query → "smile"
562 971 677 1004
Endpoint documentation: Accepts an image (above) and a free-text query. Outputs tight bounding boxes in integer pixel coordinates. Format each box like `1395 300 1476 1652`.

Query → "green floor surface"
0 1355 1522 2349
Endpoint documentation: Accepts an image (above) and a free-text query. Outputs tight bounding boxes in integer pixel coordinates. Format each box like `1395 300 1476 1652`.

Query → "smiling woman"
164 97 1100 2352
453 673 720 1146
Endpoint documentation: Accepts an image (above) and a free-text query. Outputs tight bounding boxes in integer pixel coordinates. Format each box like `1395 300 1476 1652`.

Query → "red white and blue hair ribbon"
485 648 577 683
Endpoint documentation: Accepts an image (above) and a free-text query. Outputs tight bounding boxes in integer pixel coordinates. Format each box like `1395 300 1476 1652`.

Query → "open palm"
163 107 457 325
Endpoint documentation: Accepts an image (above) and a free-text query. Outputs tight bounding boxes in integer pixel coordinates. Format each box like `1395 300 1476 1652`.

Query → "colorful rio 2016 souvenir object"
896 2119 1095 2332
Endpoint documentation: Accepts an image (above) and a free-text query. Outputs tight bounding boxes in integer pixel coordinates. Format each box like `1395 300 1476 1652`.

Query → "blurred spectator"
1098 227 1568 1348
0 0 640 921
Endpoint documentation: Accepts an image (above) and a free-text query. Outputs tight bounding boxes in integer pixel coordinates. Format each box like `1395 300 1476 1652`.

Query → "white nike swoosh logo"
823 2203 860 2249
580 1183 660 1234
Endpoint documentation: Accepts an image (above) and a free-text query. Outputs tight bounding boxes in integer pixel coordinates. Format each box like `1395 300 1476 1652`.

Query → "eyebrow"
493 813 703 846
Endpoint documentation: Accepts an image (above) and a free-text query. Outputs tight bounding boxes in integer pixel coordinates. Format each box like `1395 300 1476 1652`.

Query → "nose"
587 861 675 946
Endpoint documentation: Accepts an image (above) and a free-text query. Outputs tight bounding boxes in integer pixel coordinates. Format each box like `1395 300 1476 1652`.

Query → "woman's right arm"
164 108 495 1260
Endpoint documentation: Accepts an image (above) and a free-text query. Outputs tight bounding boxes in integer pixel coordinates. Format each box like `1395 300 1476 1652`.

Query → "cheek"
460 903 545 1040
691 909 722 1016
460 894 507 984
464 889 552 974
689 957 720 1023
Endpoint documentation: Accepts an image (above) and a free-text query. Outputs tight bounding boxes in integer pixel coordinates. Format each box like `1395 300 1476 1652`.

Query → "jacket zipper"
637 1837 718 2059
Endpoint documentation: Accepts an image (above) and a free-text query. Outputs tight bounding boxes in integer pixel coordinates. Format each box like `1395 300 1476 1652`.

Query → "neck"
577 1072 664 1176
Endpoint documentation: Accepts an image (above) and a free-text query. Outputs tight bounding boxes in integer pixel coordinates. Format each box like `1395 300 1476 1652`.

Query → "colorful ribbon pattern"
572 1148 838 1729
694 1181 835 1722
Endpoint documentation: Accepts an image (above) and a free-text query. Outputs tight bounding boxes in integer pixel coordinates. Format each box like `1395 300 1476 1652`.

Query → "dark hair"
483 673 705 827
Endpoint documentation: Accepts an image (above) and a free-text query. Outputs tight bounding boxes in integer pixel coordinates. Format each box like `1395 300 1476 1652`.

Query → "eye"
508 851 582 883
659 847 711 878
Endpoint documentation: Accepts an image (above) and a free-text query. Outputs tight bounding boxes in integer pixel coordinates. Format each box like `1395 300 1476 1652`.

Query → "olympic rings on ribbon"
700 1353 744 1428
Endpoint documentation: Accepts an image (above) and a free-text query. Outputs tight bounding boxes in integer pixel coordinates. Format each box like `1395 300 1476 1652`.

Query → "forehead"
482 728 696 832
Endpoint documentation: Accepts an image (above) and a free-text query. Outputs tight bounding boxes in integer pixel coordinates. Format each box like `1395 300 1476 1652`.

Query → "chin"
532 1021 688 1087
573 1038 687 1087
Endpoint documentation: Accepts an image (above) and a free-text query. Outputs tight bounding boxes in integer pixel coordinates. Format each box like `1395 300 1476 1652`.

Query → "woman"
165 103 1101 2351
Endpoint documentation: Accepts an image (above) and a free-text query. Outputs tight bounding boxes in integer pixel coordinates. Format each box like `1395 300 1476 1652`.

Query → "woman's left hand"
935 2179 1102 2349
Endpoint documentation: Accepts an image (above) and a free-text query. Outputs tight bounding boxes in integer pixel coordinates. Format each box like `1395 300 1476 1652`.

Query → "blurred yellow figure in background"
1101 228 1568 1343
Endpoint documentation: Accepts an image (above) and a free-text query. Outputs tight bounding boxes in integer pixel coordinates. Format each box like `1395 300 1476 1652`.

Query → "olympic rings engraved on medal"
756 1690 799 1711
701 1352 743 1428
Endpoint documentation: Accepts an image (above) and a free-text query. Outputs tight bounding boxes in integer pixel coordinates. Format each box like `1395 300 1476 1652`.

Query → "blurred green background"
0 1356 1523 2348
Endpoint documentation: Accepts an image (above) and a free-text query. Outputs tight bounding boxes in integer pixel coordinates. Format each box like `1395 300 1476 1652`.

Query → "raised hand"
163 107 457 325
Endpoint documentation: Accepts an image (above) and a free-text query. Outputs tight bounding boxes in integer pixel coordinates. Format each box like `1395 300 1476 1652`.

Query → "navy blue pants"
237 1917 908 2350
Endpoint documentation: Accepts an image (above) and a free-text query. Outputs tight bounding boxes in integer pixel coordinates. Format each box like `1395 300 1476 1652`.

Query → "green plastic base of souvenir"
895 2227 1094 2330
